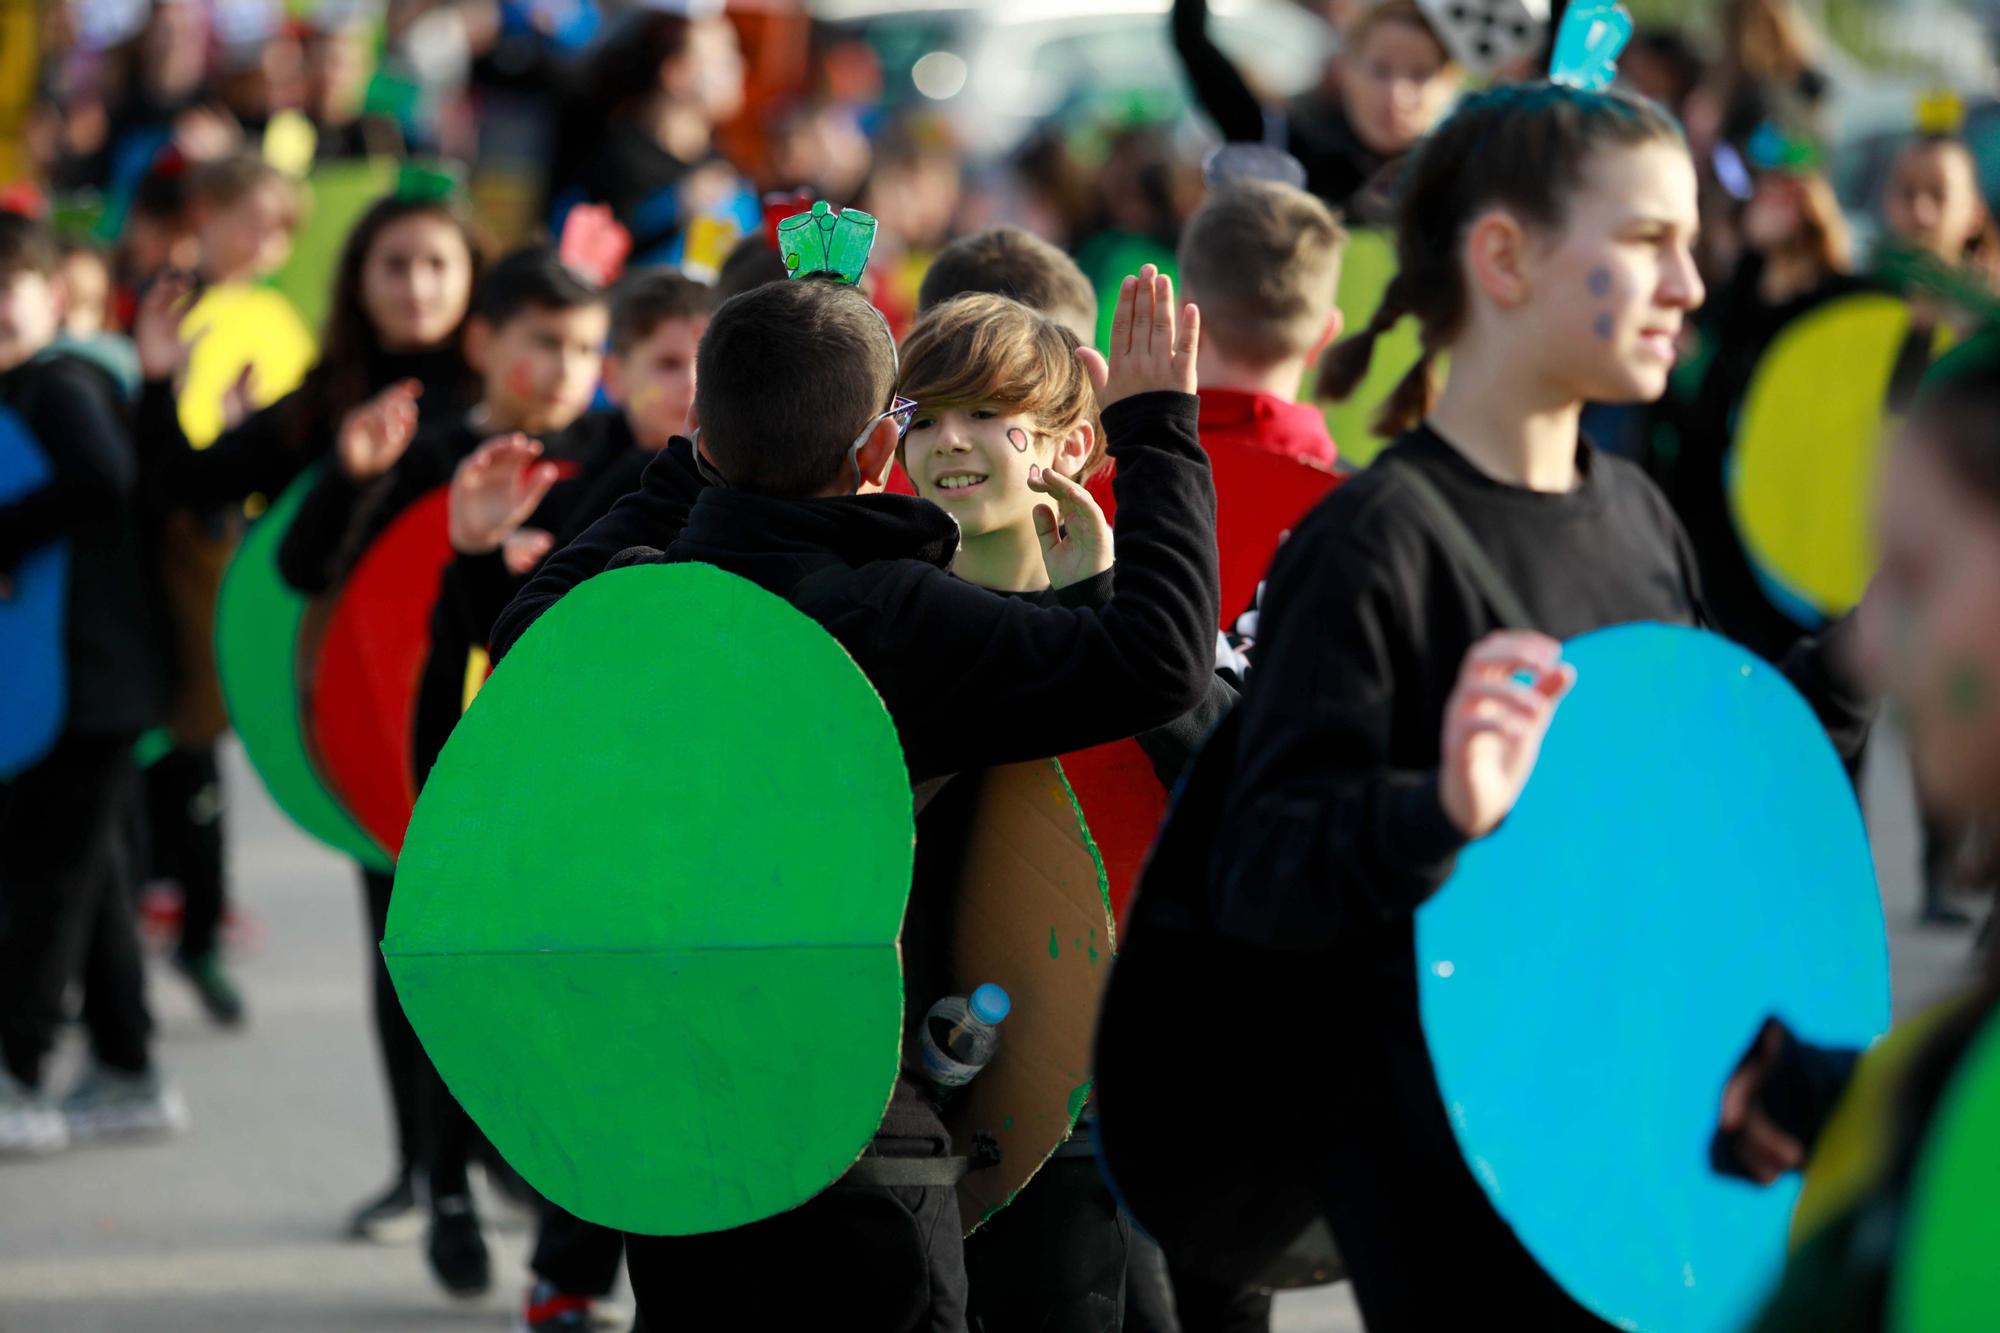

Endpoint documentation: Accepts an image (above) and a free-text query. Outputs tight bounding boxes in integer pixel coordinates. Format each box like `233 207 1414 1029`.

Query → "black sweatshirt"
1170 0 1395 216
135 343 471 514
1204 424 1873 1327
0 353 172 736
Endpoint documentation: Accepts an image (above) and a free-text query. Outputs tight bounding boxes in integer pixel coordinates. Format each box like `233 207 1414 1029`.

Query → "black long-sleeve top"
1170 0 1395 216
1202 423 1873 1325
0 354 173 736
134 344 472 514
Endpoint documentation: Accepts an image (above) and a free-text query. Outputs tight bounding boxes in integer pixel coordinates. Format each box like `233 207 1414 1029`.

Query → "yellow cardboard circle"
177 283 318 449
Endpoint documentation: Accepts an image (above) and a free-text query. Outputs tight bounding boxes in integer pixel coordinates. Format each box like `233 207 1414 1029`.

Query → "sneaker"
173 950 247 1027
427 1194 491 1297
0 1070 68 1156
60 1063 189 1142
518 1281 597 1332
348 1170 424 1242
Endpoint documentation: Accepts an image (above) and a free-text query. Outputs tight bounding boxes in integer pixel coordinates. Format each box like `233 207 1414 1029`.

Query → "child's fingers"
1032 502 1060 552
1108 276 1137 361
1074 346 1109 396
1176 301 1201 367
1150 270 1176 361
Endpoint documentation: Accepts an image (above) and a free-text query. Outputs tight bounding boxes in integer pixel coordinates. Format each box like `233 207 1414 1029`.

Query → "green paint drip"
1003 1117 1015 1130
1067 1082 1092 1122
1088 944 1100 965
1048 927 1060 960
1946 664 1987 717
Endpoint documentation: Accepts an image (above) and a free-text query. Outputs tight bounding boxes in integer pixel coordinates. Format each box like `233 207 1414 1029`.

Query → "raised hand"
133 272 196 383
1028 464 1114 591
1437 631 1576 839
336 379 422 482
449 434 560 556
220 363 257 432
1080 264 1200 411
502 527 557 575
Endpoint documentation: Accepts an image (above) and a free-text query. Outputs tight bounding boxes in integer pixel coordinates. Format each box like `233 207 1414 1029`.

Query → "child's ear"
1309 308 1344 360
1466 209 1532 309
601 355 628 407
1054 419 1095 478
463 317 492 375
855 414 902 494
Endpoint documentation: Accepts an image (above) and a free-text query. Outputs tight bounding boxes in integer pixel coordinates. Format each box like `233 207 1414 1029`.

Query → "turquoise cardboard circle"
386 562 915 1236
0 405 68 778
1892 1007 2000 1332
214 466 391 870
1417 623 1890 1333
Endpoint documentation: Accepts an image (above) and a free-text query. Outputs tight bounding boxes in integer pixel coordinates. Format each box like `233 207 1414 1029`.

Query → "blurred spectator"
1171 0 1458 220
765 98 874 203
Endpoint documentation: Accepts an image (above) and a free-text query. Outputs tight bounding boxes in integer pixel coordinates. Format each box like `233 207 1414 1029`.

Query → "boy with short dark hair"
919 226 1099 348
0 212 183 1155
493 267 1217 1328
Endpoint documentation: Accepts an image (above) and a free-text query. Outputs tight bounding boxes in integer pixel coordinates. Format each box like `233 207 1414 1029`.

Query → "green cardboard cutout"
1892 1005 2000 1331
270 158 399 335
215 467 391 871
385 563 915 1236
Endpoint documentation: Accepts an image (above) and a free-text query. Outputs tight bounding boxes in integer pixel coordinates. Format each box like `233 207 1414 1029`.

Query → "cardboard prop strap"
388 563 915 1236
214 466 390 869
306 486 456 857
1417 623 1890 1333
0 405 68 778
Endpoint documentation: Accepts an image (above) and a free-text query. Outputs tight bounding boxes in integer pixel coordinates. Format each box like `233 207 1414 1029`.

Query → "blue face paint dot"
1587 267 1613 298
1593 313 1615 342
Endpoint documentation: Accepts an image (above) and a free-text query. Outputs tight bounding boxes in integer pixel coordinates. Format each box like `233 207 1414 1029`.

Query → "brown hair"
1719 0 1817 91
918 227 1098 341
1179 180 1347 365
897 293 1107 480
186 151 299 221
1317 83 1685 437
609 267 716 355
695 276 901 495
1346 0 1451 64
1789 169 1854 276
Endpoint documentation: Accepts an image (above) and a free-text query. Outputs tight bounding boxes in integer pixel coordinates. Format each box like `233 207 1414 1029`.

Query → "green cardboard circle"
386 562 915 1236
1891 1007 2000 1331
1317 228 1424 467
214 466 391 871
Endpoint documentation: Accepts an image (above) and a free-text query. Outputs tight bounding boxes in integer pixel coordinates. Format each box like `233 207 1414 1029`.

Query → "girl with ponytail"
1200 81 1874 1327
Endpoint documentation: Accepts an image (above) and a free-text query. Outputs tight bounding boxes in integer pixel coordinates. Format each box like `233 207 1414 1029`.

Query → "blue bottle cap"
970 983 1011 1025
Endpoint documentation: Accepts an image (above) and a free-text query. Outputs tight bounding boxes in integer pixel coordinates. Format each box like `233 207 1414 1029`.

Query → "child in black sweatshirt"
1187 85 1872 1331
125 192 481 1034
0 213 182 1156
492 267 1218 1329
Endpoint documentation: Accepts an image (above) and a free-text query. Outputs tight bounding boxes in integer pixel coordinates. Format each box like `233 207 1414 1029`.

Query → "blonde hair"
897 293 1108 479
1179 180 1347 365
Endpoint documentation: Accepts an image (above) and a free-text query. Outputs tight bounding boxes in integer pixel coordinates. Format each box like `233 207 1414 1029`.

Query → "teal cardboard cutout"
386 563 915 1235
214 466 391 870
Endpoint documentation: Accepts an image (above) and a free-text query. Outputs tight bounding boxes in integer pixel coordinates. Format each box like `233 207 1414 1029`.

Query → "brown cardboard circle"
944 759 1113 1234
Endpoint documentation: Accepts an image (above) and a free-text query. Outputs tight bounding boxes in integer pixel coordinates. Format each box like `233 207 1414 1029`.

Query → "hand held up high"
1715 1018 1807 1185
133 272 196 384
449 433 560 555
1078 264 1200 411
336 379 423 482
1438 631 1576 839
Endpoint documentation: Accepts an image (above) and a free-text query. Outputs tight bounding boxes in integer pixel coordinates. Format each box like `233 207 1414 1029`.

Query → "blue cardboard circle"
1416 622 1890 1333
0 405 68 778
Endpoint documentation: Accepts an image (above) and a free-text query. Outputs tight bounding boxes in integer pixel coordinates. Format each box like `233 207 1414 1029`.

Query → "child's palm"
1093 265 1200 409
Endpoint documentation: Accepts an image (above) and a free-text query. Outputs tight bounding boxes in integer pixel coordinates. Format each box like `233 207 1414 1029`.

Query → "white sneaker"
0 1069 70 1156
60 1063 190 1142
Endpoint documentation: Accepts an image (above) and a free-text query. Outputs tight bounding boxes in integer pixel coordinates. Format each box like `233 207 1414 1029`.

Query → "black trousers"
624 1165 969 1331
0 733 153 1087
534 1201 626 1297
361 865 429 1174
965 1153 1129 1332
143 744 227 960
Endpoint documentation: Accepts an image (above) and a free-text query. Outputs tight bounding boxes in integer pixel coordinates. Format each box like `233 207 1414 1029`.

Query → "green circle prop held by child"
214 466 391 871
1892 1007 2000 1331
386 563 916 1236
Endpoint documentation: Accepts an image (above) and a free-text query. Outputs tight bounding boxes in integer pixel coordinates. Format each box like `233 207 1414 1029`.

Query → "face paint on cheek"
1593 313 1615 342
1945 663 1988 717
1006 427 1032 454
1587 267 1613 299
506 359 536 401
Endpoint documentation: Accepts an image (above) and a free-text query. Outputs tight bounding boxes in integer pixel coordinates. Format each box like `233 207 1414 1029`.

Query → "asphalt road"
0 725 1975 1333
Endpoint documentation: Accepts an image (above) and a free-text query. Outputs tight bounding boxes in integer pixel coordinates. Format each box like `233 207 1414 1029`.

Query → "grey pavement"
0 724 1976 1333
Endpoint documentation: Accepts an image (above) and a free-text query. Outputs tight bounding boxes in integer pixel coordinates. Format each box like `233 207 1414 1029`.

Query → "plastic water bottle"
921 983 1011 1092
